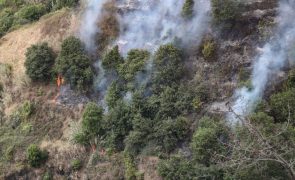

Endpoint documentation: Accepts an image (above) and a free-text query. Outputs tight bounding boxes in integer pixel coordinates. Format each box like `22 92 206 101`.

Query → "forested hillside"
0 0 295 179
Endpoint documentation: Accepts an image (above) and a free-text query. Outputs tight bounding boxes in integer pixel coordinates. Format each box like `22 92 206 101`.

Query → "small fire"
53 75 64 102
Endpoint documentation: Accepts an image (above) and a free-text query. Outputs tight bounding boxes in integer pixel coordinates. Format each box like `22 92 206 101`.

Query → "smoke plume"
79 0 107 51
116 0 211 54
229 0 295 123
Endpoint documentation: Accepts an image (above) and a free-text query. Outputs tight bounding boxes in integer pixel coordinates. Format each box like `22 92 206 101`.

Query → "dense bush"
182 0 194 19
119 49 150 82
104 101 133 151
102 45 123 70
26 144 48 167
51 0 79 10
16 4 46 22
25 42 55 82
211 0 240 25
269 88 295 123
153 116 189 153
0 8 14 37
190 117 228 165
74 102 104 145
202 40 216 60
152 44 184 92
158 155 196 179
105 81 124 109
55 36 94 91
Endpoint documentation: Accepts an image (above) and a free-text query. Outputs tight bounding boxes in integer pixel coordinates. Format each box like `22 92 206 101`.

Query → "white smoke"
79 0 212 109
79 0 107 51
116 0 211 54
229 0 295 123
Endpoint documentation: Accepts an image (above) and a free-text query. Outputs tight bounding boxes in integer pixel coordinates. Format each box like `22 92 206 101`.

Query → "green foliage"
106 81 124 109
0 8 14 37
55 36 94 91
74 102 104 145
102 45 123 70
202 40 216 60
123 153 137 180
269 88 295 123
26 144 48 167
287 68 295 88
158 155 196 180
25 42 55 82
71 159 82 171
51 0 79 10
104 101 133 151
191 117 228 165
153 117 189 153
82 102 104 138
182 0 194 19
119 49 150 83
211 0 240 25
19 100 34 121
152 44 184 92
16 4 46 22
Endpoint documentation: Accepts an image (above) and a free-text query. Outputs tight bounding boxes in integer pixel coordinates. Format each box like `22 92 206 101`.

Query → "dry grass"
0 8 80 88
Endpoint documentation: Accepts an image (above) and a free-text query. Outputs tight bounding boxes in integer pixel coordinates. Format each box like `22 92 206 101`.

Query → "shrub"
102 45 123 70
158 155 196 179
190 117 228 166
123 153 137 180
74 102 104 145
152 44 184 92
202 40 216 60
119 49 150 82
55 36 94 91
52 0 79 10
287 68 295 88
25 42 55 82
106 81 124 109
153 116 189 152
19 100 34 121
104 101 133 151
71 159 82 171
211 0 240 26
0 8 14 37
81 102 104 138
16 4 46 22
26 144 48 167
269 89 295 123
182 0 194 19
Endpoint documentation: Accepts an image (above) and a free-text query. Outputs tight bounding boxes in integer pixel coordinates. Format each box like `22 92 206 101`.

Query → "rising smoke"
229 0 295 123
79 0 211 108
79 0 107 52
116 0 211 54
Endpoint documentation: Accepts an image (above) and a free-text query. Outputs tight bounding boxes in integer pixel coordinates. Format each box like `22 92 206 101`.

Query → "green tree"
190 117 228 166
152 44 184 92
119 49 150 82
0 8 14 37
26 144 48 167
104 101 133 151
182 0 194 19
269 88 295 124
16 4 46 22
105 81 124 109
55 36 94 91
153 116 189 152
81 102 104 138
158 155 196 180
211 0 240 26
102 45 123 70
25 42 55 82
